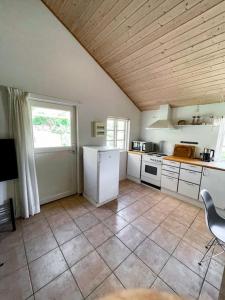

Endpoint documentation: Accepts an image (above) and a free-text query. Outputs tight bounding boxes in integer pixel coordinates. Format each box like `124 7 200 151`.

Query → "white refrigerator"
83 146 120 206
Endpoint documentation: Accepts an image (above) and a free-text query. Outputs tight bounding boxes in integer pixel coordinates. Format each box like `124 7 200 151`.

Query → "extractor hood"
146 104 175 129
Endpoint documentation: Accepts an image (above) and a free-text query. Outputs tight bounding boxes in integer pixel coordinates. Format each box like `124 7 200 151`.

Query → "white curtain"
8 87 40 218
215 117 225 162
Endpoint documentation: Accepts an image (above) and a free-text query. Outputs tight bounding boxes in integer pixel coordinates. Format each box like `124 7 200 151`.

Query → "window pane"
32 107 71 148
117 120 125 130
106 141 114 148
117 130 124 140
107 119 114 130
107 130 114 140
117 140 125 149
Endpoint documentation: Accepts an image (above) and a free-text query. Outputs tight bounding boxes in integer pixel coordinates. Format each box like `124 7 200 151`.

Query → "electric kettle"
200 148 215 162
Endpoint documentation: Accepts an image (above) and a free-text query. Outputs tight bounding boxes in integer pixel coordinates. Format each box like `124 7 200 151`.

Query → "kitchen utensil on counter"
173 144 195 158
200 148 215 162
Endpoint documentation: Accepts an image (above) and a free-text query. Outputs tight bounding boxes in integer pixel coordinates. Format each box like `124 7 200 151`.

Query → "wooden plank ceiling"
42 0 225 111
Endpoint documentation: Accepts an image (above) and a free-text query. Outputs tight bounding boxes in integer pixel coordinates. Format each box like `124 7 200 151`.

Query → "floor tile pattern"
0 180 223 299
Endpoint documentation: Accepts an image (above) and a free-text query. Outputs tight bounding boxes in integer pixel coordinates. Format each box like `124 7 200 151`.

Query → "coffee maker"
200 148 215 162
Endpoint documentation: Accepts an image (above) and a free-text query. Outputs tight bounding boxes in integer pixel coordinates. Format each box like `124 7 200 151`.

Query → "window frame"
106 117 130 151
30 100 75 153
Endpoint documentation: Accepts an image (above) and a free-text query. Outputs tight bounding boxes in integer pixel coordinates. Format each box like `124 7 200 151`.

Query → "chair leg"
205 237 215 249
198 237 216 266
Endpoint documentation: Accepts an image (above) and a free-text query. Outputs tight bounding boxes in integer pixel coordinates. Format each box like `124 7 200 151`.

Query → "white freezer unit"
83 146 120 206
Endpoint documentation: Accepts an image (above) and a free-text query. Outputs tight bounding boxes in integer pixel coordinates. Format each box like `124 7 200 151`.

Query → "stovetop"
146 152 168 157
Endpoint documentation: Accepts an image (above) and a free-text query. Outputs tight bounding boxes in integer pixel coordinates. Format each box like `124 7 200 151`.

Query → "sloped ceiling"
42 0 225 111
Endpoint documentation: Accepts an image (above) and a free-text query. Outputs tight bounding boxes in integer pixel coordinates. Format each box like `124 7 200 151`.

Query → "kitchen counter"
128 150 143 155
164 156 225 171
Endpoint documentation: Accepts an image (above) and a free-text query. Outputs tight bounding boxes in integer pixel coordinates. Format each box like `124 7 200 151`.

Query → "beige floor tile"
66 204 89 219
71 251 111 297
86 273 124 300
0 230 23 253
0 245 27 280
138 195 160 208
92 207 114 221
206 259 224 290
105 199 127 212
29 248 68 292
84 223 113 248
22 219 51 242
118 193 137 206
149 226 180 254
75 212 99 231
176 203 200 217
115 253 156 288
191 219 212 239
183 228 210 253
199 281 219 300
173 240 209 278
0 266 32 300
135 238 170 274
103 215 128 233
159 256 203 299
150 191 167 202
52 220 81 245
132 216 158 235
143 209 168 225
21 212 44 227
116 224 146 251
151 277 175 294
171 209 197 227
97 236 131 270
161 216 188 238
25 231 58 262
43 205 65 218
46 211 71 229
117 206 140 222
60 234 94 267
35 270 83 300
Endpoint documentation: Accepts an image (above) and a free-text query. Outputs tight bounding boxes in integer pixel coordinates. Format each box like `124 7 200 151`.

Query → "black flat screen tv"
0 139 18 182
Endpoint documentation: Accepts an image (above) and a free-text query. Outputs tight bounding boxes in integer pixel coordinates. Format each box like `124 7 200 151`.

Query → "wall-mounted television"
0 139 18 182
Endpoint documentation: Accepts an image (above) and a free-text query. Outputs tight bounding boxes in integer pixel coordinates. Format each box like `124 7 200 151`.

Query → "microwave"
131 141 157 152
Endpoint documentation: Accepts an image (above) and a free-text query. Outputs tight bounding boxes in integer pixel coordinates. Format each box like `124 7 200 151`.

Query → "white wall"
0 0 141 198
141 103 225 157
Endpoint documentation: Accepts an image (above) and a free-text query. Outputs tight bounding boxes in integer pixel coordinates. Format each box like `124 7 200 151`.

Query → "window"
106 117 130 150
32 106 72 148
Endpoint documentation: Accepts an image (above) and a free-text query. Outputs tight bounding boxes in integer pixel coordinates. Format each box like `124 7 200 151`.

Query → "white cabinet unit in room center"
200 167 225 210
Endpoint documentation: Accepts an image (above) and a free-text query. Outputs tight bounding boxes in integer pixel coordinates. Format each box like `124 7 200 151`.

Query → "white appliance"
141 153 166 188
83 146 120 206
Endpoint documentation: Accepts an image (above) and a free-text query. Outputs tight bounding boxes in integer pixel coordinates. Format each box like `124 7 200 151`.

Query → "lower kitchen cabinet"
127 153 141 181
161 175 178 192
200 167 225 210
178 180 199 200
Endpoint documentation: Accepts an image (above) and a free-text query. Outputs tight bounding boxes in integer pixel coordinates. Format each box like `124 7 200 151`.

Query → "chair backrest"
200 189 218 231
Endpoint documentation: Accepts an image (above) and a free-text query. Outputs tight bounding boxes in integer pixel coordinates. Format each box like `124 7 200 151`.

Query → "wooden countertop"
127 150 143 155
164 156 225 171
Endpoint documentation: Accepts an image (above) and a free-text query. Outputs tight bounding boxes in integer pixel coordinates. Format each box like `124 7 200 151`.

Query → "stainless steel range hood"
146 105 175 129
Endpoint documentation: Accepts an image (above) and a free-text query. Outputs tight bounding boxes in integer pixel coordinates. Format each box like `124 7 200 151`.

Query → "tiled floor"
0 180 223 299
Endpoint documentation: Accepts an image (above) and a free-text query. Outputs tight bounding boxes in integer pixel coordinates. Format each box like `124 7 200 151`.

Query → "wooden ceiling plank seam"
114 33 225 81
100 0 222 65
76 0 118 41
135 85 225 103
119 52 225 86
110 20 225 77
93 0 184 60
106 0 225 69
108 8 225 74
123 59 225 90
125 68 225 93
70 0 105 34
79 0 132 44
88 0 149 51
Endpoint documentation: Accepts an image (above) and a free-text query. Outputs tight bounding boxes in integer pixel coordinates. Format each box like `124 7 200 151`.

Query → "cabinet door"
161 175 178 192
178 180 199 200
127 153 141 179
179 169 201 184
200 168 225 209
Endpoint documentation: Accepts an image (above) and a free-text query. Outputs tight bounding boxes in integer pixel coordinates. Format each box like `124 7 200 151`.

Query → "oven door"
141 160 162 183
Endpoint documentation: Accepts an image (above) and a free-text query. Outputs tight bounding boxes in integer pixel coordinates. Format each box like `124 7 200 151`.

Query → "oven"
141 155 162 188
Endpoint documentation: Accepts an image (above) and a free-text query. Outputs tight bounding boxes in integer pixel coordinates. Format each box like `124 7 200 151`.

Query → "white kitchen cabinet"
161 175 178 192
127 153 141 182
180 163 202 173
179 168 201 185
163 160 180 168
178 180 199 200
162 164 180 173
162 169 179 179
200 167 225 209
